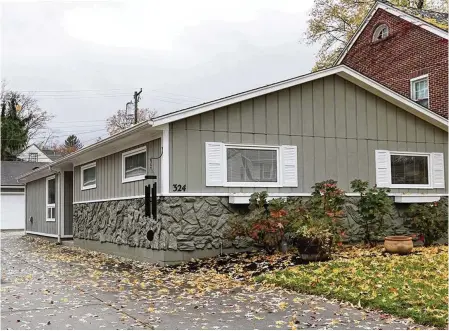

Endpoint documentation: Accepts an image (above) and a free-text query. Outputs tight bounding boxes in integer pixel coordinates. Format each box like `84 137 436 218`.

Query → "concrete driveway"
1 231 422 330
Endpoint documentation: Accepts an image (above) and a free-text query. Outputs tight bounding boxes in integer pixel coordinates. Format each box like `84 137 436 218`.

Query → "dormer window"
373 24 389 41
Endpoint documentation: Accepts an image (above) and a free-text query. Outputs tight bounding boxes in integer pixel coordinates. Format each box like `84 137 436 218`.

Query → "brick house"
336 0 448 118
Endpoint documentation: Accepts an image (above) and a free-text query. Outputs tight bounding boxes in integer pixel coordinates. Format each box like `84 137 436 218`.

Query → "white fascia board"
335 2 448 65
151 66 342 127
337 67 448 131
153 65 447 132
17 121 154 182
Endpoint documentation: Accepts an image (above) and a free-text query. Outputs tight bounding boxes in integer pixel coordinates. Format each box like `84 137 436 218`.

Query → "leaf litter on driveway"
1 231 430 330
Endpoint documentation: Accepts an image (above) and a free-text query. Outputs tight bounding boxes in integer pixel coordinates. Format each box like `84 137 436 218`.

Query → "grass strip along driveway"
257 246 448 328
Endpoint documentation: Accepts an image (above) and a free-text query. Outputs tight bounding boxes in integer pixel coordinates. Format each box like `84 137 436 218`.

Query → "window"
81 162 96 190
375 150 445 189
205 142 298 188
28 153 38 162
46 176 56 221
372 24 389 41
411 75 429 108
226 147 278 184
122 146 147 183
391 154 429 185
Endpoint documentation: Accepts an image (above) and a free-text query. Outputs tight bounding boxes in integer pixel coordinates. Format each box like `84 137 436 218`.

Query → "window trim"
410 74 429 107
122 146 147 183
372 24 389 42
28 152 38 162
223 143 282 188
46 175 56 222
389 151 432 189
81 162 97 191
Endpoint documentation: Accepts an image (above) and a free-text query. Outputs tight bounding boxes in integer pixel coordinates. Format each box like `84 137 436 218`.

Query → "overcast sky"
1 0 319 146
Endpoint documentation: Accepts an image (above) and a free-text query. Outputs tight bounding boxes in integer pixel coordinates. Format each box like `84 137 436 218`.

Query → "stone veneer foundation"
73 196 448 265
73 196 252 265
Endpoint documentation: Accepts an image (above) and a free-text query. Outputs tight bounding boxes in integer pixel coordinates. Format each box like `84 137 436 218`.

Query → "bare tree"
106 108 158 136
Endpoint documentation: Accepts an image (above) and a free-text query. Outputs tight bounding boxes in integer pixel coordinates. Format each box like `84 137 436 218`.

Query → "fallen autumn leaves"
6 234 443 329
258 245 449 328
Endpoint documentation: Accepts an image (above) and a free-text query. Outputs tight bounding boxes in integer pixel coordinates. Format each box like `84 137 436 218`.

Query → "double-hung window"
81 162 96 190
205 142 297 188
28 153 38 162
410 75 429 108
46 176 56 221
375 150 444 189
122 146 147 183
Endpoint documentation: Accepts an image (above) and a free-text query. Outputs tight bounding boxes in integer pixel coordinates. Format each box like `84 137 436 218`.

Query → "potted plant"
291 215 334 261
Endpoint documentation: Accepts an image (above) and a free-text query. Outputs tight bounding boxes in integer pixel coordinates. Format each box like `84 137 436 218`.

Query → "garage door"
1 194 25 230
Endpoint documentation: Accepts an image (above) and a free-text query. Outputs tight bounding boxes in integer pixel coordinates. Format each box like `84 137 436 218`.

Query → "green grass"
257 246 448 328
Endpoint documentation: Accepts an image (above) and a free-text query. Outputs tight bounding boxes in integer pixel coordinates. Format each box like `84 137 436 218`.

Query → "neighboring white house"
1 161 48 230
16 144 61 163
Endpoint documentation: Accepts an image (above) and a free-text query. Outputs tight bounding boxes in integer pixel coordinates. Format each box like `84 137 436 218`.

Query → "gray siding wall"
26 175 58 235
74 139 161 202
64 171 73 235
170 75 448 194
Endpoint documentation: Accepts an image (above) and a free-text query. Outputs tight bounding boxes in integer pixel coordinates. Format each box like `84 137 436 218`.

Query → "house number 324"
172 184 186 192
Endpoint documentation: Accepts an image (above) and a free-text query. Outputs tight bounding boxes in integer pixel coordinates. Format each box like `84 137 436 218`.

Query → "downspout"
49 166 61 244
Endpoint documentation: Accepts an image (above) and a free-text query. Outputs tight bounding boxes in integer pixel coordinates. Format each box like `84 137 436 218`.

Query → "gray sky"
1 0 319 146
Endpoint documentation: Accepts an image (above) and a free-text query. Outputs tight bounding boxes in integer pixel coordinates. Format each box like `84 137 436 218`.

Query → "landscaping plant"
405 199 448 246
349 179 393 246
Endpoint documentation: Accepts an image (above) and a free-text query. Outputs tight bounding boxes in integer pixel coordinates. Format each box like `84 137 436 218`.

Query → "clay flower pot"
384 236 413 255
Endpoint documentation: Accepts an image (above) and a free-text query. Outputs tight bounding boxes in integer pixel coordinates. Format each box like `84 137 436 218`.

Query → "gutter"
18 121 153 182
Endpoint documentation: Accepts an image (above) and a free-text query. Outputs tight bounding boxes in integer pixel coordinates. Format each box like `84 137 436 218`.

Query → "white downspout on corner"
160 124 170 194
50 167 61 244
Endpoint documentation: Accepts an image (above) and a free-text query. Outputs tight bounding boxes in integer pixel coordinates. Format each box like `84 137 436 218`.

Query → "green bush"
350 179 393 246
405 200 448 246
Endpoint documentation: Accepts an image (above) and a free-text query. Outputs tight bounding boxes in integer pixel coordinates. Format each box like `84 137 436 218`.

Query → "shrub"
405 200 448 246
350 179 393 246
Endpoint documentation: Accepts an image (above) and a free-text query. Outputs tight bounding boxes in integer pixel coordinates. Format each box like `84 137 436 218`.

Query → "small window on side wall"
81 162 96 190
372 24 389 42
410 75 429 108
46 176 56 222
375 150 444 189
122 146 147 183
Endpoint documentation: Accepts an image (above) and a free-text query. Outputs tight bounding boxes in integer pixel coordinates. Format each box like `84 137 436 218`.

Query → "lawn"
257 246 448 328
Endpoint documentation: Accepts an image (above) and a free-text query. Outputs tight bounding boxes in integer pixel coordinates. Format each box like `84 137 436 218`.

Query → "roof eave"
17 120 154 182
335 1 448 65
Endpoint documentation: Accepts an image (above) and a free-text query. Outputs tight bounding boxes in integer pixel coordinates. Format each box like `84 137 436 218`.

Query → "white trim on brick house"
335 1 449 66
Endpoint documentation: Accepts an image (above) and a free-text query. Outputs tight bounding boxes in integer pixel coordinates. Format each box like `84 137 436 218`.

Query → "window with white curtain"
81 162 96 190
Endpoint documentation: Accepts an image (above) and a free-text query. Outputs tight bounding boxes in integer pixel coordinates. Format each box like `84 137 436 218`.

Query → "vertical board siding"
26 176 57 235
74 138 161 202
64 171 73 235
168 75 448 194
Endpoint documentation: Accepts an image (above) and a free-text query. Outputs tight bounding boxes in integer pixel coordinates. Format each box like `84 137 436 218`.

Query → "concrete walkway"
1 232 422 330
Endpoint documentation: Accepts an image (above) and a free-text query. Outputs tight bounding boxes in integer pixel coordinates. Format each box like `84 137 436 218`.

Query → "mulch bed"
161 251 310 280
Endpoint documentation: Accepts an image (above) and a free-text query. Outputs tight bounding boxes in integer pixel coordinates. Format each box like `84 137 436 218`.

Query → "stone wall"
73 196 252 252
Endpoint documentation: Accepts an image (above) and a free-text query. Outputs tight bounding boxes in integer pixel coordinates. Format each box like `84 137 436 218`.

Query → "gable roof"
152 65 448 131
1 161 49 186
18 64 448 183
335 0 448 66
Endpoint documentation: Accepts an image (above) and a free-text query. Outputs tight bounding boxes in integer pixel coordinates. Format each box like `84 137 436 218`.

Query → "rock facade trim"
73 196 252 252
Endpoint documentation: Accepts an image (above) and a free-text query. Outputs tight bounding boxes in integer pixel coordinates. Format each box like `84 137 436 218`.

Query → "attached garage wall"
25 176 57 235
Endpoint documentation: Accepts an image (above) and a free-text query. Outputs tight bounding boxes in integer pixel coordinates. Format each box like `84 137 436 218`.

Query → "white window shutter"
281 145 298 187
375 150 391 188
432 153 445 188
205 142 224 186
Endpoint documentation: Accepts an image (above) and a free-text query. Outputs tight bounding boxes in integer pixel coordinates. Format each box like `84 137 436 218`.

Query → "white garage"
1 188 25 230
1 161 47 231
